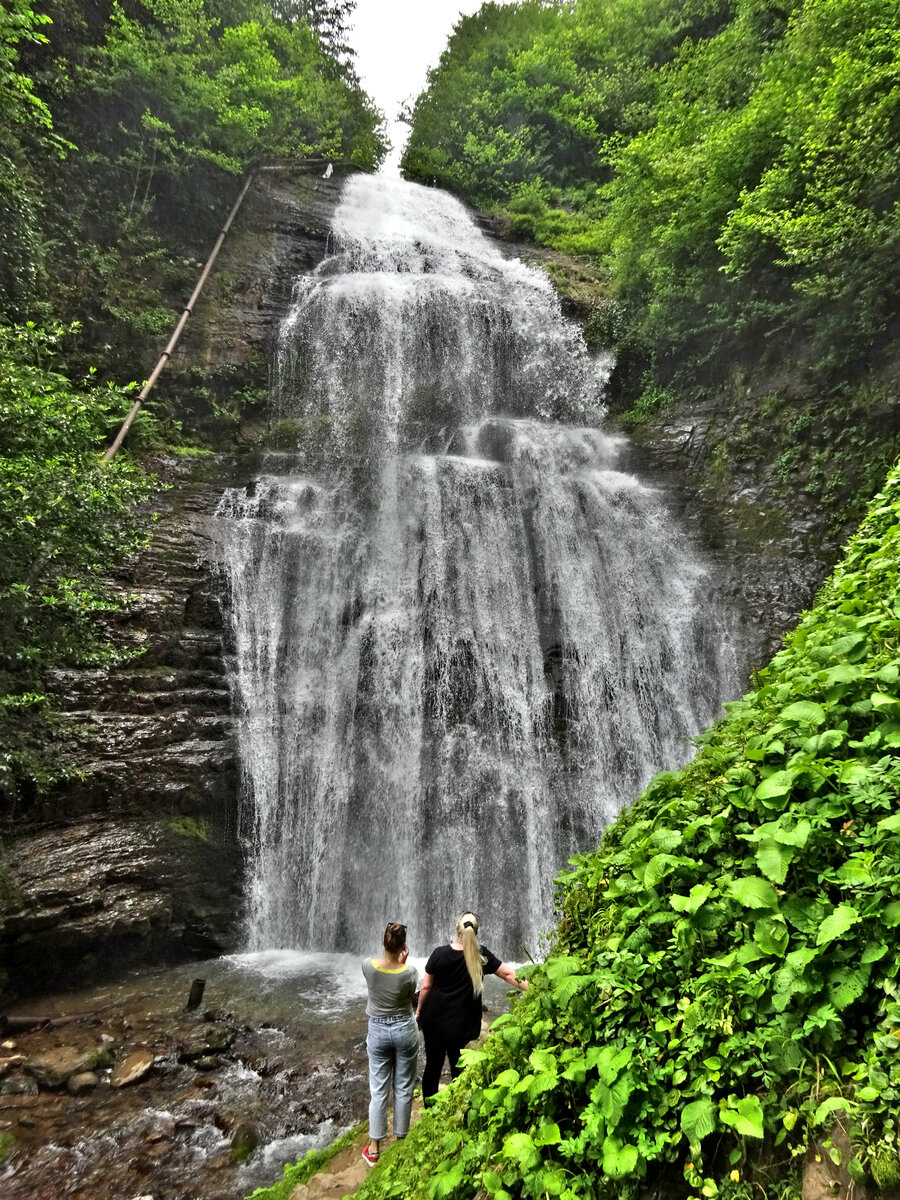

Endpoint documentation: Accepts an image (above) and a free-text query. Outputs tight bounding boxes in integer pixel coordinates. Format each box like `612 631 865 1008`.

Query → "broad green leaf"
813 1096 848 1126
537 1167 566 1196
501 1132 539 1168
644 853 683 889
459 1048 488 1067
780 701 826 725
529 1048 557 1074
755 770 798 800
836 855 873 885
803 729 846 754
534 1121 562 1147
883 900 900 927
545 956 585 981
670 883 712 915
719 1095 764 1139
650 827 683 852
857 1086 880 1102
861 942 888 964
551 974 592 1006
428 1160 465 1199
602 1136 639 1178
871 692 900 711
878 813 900 833
681 1097 717 1144
822 664 864 685
840 761 871 785
827 967 867 1011
819 632 867 661
777 818 812 848
526 1073 559 1100
754 916 789 956
756 838 793 884
782 896 826 933
816 905 861 946
727 876 779 910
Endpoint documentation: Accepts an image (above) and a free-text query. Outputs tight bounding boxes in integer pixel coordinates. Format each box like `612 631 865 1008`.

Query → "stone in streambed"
0 1055 26 1078
67 1071 99 1095
178 1025 233 1062
0 1076 38 1098
110 1049 155 1087
192 1055 222 1071
229 1122 258 1163
25 1047 96 1089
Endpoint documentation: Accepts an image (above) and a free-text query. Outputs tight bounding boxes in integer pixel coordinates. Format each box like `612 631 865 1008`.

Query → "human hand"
399 946 409 964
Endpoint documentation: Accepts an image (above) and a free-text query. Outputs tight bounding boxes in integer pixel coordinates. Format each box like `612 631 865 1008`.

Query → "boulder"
192 1055 222 1071
25 1047 96 1090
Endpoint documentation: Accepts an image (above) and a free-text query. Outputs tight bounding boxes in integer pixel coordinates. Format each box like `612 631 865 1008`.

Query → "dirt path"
287 1098 425 1199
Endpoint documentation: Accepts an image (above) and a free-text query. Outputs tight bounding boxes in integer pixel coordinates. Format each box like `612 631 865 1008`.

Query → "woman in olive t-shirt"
361 922 418 1166
415 911 527 1100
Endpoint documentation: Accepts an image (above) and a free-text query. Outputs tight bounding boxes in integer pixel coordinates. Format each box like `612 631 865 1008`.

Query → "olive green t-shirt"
361 959 418 1018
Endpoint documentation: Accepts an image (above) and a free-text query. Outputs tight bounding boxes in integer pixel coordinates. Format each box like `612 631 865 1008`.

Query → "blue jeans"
366 1015 419 1140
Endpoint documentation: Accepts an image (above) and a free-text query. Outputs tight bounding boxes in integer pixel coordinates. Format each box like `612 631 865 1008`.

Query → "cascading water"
216 175 737 957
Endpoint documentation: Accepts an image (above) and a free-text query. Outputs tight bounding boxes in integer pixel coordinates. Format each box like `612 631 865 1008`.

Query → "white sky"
349 0 513 172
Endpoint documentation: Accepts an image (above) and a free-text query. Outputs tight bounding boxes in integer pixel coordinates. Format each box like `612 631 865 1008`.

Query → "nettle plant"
355 465 900 1200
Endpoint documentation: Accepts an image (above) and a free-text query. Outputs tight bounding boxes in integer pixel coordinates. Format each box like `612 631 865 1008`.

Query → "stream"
0 952 511 1200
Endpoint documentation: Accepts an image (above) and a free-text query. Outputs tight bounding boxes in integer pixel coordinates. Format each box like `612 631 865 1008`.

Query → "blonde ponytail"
456 912 485 997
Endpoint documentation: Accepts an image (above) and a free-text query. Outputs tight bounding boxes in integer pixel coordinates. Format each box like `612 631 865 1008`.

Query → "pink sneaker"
362 1145 380 1167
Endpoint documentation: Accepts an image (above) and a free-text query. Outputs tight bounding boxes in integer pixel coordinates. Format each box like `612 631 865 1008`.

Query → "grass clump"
164 816 210 841
356 460 900 1198
246 1121 365 1200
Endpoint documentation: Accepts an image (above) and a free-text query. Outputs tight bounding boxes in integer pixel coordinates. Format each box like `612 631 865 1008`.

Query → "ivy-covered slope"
352 460 900 1199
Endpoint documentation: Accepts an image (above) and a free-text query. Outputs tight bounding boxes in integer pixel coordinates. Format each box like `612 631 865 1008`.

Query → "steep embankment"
346 457 900 1198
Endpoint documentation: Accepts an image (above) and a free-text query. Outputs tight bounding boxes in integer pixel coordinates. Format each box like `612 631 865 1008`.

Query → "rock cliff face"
0 164 348 999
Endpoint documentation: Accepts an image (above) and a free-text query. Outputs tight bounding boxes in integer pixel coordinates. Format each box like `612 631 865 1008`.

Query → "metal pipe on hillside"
102 171 256 462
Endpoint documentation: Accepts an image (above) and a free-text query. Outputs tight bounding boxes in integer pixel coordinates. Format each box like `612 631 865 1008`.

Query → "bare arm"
415 971 434 1019
496 962 528 991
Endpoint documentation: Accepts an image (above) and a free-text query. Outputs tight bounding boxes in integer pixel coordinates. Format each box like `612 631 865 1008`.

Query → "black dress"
419 943 502 1096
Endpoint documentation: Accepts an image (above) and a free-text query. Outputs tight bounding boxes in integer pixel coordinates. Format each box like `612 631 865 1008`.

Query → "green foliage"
0 322 153 807
355 459 900 1198
404 0 900 507
0 0 57 317
5 0 385 375
164 815 210 839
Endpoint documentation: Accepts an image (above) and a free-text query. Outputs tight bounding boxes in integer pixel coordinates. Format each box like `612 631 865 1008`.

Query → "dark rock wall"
1 164 347 1000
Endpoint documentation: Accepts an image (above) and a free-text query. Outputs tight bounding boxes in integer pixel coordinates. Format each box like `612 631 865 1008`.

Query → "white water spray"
216 175 736 955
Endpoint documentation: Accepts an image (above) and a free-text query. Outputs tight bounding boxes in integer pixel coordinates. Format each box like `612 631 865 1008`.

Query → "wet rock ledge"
1 164 348 1001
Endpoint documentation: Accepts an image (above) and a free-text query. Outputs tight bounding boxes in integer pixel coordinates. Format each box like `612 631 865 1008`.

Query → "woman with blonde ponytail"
416 912 527 1101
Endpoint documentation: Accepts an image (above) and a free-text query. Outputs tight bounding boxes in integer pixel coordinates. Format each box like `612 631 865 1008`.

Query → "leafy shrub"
0 323 153 807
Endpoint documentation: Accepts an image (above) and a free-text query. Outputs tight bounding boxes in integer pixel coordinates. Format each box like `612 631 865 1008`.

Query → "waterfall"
216 175 736 956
